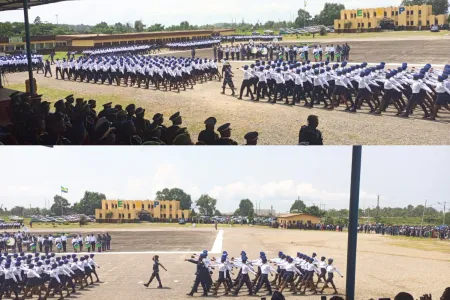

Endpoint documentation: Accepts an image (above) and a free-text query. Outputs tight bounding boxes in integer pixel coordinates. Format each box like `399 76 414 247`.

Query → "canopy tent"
0 0 71 93
0 0 69 11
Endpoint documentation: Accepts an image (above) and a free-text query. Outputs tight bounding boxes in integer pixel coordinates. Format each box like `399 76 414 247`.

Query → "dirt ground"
11 226 449 300
4 37 450 145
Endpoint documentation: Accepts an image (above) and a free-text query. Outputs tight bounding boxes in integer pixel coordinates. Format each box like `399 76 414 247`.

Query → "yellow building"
277 213 321 226
95 199 191 223
334 5 448 32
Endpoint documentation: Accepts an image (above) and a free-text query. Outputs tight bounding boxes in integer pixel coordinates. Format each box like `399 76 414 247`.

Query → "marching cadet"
244 131 258 145
215 123 238 145
319 258 343 295
428 75 450 120
44 59 52 78
144 255 166 289
210 256 230 296
55 59 62 79
255 66 268 101
237 65 255 100
253 255 277 296
185 253 209 297
221 62 236 96
401 74 432 118
233 255 256 296
198 117 219 145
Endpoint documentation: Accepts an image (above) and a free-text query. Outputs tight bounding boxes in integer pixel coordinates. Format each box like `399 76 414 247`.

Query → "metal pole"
304 0 306 28
61 191 64 216
420 200 427 237
23 0 35 94
443 202 446 225
346 146 362 300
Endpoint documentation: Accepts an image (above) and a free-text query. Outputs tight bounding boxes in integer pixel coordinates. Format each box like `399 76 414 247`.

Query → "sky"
0 0 405 26
0 146 448 214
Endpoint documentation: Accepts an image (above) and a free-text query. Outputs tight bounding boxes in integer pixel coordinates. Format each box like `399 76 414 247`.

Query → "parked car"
430 25 440 32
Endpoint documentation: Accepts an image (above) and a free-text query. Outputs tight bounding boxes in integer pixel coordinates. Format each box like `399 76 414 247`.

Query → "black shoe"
186 293 193 296
157 286 163 289
144 283 149 287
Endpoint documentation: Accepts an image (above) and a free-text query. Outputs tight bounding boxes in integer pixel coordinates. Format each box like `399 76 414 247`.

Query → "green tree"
264 21 275 29
295 8 312 28
233 208 241 216
401 0 425 5
316 2 345 26
148 23 165 32
155 188 192 210
290 200 306 212
195 194 217 216
305 205 325 217
134 20 145 32
428 0 449 15
238 199 254 217
323 214 335 225
180 21 190 30
10 206 25 217
33 16 42 25
72 191 106 215
214 209 222 216
51 195 70 216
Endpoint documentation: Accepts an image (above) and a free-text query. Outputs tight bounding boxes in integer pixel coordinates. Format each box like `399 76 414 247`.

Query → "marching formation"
80 44 158 56
0 251 101 300
220 35 283 43
229 60 450 119
182 250 343 297
51 55 221 93
167 39 221 50
0 55 43 73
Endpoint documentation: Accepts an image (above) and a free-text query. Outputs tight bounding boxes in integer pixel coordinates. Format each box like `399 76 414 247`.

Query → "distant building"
0 29 235 54
277 213 321 226
334 4 448 33
254 208 276 216
95 199 191 223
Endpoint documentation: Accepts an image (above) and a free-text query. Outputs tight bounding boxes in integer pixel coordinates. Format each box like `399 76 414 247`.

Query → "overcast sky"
0 0 405 26
0 146 448 214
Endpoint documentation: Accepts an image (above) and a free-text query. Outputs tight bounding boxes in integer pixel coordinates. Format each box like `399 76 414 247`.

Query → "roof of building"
0 0 70 12
278 213 319 219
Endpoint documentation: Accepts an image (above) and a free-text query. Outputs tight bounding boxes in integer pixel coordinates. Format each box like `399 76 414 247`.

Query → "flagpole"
304 0 306 28
61 188 63 217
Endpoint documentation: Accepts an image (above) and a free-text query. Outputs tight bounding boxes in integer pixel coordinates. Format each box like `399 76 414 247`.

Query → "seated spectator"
299 115 323 145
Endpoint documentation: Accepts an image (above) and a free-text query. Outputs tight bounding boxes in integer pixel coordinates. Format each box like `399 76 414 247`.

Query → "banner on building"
8 36 22 43
399 7 405 14
155 201 160 207
376 8 384 16
118 200 123 208
357 10 363 17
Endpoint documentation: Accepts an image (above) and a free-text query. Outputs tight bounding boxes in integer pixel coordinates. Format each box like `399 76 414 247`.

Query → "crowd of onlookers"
359 224 449 239
0 93 324 146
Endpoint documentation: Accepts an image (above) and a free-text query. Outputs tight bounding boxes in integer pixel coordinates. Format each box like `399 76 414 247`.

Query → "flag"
61 186 68 193
357 10 363 17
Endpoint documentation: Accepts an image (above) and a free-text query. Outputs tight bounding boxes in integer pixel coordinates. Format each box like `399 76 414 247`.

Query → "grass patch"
386 235 450 254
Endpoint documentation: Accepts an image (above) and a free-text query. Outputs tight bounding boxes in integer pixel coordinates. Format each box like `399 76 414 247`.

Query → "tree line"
2 188 448 225
1 1 449 38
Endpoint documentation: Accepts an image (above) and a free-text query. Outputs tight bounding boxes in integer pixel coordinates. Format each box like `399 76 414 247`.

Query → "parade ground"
4 34 450 145
22 225 450 299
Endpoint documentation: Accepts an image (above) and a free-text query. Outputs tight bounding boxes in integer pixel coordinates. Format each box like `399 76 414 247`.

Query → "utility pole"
438 202 448 225
55 14 59 25
376 195 380 220
304 0 307 28
420 199 427 237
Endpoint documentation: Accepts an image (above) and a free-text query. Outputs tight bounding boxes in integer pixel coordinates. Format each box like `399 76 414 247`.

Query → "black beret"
217 123 231 132
169 111 181 121
244 131 258 141
204 117 217 126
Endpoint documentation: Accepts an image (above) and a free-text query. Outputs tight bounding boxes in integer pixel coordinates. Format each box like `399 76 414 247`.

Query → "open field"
5 35 450 145
5 226 449 299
